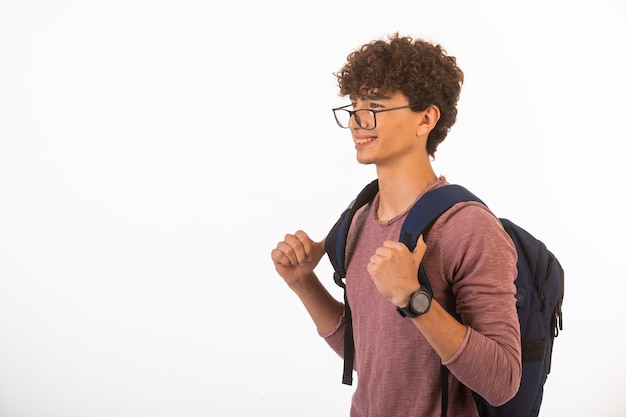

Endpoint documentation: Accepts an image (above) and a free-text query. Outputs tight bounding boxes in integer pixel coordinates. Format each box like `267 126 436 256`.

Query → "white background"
1 1 624 416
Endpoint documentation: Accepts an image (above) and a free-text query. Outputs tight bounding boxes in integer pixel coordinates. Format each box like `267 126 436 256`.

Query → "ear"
416 105 441 136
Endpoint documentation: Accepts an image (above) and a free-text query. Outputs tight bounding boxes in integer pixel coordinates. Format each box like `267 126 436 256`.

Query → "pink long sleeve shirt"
323 178 522 417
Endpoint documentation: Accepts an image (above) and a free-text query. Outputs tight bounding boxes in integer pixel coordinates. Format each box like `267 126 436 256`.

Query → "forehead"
349 87 385 101
349 89 406 102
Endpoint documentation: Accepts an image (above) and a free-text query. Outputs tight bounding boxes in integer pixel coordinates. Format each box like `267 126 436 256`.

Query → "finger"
367 257 380 276
272 239 299 265
293 230 314 261
294 230 325 262
284 232 311 264
271 246 294 266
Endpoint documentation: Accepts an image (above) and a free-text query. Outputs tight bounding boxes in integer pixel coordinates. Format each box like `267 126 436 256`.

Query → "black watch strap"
396 305 419 318
396 288 432 318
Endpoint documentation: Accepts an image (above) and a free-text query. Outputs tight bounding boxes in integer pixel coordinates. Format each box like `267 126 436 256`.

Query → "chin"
356 154 375 165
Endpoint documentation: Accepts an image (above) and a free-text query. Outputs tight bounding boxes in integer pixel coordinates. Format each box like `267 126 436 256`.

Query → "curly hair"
335 33 464 156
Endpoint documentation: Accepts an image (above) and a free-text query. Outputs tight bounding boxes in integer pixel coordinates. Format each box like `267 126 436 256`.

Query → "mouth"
354 136 377 145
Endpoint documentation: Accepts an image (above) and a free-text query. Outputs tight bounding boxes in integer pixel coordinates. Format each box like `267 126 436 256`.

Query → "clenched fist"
271 230 326 287
367 235 427 307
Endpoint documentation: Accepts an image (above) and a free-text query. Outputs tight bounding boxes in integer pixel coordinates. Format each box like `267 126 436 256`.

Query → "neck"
375 161 438 222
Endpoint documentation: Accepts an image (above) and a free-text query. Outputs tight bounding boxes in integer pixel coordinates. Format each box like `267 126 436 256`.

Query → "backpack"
324 179 564 417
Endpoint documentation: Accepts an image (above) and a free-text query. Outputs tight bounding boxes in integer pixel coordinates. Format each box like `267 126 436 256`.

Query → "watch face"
410 292 431 314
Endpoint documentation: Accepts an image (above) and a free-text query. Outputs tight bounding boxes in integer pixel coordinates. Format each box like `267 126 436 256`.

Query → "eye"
369 102 383 109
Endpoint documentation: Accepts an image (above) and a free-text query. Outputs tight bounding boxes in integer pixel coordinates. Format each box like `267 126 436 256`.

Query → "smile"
355 136 377 144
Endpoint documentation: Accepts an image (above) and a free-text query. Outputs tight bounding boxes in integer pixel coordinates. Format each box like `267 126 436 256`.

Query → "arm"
437 207 522 405
271 230 344 336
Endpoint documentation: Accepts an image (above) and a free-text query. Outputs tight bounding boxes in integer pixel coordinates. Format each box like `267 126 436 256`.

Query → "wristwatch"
396 288 432 318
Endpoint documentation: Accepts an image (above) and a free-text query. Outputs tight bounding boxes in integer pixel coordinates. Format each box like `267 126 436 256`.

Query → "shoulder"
436 201 504 238
420 179 504 238
427 201 516 274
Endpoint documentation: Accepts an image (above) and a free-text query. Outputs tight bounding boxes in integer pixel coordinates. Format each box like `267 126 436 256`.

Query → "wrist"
396 287 432 318
288 274 311 291
392 285 421 309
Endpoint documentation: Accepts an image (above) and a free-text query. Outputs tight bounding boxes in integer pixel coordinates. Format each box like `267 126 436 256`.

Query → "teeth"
356 137 376 144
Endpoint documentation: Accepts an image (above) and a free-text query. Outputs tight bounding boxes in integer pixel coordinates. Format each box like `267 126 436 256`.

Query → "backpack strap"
400 185 484 297
325 179 379 385
400 184 484 251
326 179 379 282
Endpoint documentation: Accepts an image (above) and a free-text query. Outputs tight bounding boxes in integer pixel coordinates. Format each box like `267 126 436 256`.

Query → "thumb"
309 238 326 262
412 235 427 263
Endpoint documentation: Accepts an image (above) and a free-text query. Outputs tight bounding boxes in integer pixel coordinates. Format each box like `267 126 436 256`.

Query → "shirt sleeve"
434 203 522 406
320 310 346 359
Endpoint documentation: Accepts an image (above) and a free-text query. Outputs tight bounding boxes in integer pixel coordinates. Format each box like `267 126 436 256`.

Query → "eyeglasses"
332 104 419 130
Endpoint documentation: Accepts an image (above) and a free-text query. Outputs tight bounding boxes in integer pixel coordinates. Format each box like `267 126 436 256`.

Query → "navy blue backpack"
325 179 564 417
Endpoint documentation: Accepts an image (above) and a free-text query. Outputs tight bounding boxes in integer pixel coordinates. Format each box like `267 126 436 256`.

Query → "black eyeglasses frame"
332 104 421 130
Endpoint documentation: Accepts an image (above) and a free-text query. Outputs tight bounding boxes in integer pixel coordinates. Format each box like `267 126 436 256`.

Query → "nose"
349 110 374 130
348 112 361 130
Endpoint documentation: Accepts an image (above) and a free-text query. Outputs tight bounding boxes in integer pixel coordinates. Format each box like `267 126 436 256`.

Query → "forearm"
410 299 520 405
289 272 344 336
410 299 467 362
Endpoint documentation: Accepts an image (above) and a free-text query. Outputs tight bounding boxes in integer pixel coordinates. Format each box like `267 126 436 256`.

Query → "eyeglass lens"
336 109 375 129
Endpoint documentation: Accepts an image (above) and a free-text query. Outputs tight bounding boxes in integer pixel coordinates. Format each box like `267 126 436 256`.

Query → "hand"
367 235 428 306
271 230 326 287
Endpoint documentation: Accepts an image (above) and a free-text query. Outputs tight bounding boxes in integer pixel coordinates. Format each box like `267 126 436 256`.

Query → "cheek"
385 122 418 142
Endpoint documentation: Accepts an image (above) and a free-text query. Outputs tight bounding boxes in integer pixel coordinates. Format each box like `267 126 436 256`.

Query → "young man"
271 34 521 417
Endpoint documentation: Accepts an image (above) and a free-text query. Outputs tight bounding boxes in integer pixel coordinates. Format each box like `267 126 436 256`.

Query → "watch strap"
396 288 432 318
